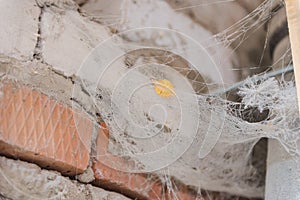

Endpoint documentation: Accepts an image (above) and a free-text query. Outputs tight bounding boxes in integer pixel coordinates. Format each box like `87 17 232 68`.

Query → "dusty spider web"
74 0 297 198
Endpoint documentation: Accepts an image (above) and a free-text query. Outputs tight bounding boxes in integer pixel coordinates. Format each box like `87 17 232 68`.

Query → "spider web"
75 0 297 198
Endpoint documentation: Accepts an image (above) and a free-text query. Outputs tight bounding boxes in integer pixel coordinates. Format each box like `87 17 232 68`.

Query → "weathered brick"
147 181 164 199
92 124 165 200
0 80 92 175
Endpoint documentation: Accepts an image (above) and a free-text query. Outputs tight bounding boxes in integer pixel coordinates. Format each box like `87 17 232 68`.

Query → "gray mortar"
76 161 95 183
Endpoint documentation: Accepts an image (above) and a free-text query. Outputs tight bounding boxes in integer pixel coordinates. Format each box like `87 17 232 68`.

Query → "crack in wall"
0 194 12 200
33 3 44 61
49 67 76 84
74 0 90 7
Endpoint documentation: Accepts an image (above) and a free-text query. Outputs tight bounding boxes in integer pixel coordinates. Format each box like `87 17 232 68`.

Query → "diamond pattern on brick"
0 80 93 175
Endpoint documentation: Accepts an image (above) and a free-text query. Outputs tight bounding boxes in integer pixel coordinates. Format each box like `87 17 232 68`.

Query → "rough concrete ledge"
0 156 130 200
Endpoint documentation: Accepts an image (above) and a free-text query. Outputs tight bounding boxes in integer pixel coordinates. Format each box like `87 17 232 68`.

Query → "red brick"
148 181 164 199
92 124 168 199
0 80 93 175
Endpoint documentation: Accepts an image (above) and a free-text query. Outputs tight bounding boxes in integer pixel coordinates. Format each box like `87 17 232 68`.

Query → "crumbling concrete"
0 156 130 200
